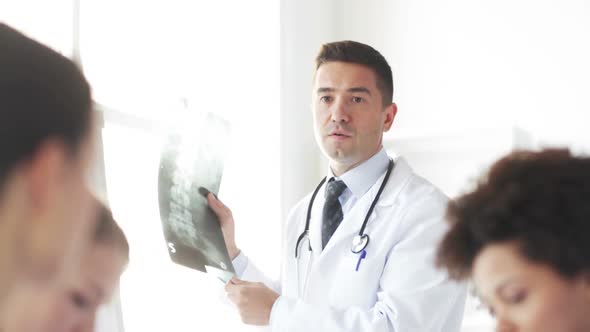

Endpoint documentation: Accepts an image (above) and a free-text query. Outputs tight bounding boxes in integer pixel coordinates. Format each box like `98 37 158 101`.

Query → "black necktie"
322 179 347 249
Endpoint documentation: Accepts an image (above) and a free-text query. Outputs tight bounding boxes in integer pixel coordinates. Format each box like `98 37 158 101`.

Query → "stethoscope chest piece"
351 234 370 254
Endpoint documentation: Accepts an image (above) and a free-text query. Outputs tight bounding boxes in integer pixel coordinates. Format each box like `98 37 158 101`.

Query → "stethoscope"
294 158 395 297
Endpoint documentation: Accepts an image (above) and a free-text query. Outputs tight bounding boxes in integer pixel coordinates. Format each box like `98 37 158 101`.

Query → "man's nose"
496 317 518 332
73 313 96 332
330 97 350 123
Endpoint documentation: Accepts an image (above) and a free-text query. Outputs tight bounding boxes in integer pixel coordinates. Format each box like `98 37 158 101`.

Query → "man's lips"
328 130 352 138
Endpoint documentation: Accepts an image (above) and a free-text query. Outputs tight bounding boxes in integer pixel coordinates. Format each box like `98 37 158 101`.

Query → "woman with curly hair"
436 149 590 332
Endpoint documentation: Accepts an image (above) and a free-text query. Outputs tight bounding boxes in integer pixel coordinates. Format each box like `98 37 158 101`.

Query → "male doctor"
208 40 466 331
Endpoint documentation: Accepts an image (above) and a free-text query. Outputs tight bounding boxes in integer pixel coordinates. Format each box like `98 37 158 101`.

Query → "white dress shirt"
327 147 390 220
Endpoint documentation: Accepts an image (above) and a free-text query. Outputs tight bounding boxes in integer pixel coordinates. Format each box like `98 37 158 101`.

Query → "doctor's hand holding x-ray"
207 191 280 325
208 41 467 331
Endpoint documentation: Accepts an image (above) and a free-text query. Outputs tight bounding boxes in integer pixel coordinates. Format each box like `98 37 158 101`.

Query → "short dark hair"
0 23 92 186
95 200 130 261
315 40 393 106
436 149 590 280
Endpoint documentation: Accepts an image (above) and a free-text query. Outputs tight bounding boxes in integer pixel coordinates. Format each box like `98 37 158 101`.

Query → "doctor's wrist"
228 246 240 260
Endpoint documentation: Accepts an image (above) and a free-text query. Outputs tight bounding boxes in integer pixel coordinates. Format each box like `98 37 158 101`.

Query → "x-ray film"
158 112 235 282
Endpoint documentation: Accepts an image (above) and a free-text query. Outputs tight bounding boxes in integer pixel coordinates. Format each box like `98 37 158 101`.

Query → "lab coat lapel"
360 157 414 237
374 157 413 207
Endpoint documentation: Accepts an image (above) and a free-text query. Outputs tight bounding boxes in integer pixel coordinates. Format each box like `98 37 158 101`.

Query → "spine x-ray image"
158 112 235 282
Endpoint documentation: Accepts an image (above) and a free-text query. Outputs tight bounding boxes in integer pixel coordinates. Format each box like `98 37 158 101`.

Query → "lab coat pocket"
330 249 381 308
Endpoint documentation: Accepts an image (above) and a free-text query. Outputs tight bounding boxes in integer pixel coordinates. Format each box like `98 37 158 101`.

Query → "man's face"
2 127 99 331
473 242 590 332
312 61 396 174
21 130 97 284
2 244 126 332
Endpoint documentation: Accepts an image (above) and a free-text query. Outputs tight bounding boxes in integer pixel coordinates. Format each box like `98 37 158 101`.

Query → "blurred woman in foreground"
3 200 129 332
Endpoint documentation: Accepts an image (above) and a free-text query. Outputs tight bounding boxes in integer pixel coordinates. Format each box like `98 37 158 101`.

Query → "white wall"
0 0 74 56
280 0 336 219
328 0 590 151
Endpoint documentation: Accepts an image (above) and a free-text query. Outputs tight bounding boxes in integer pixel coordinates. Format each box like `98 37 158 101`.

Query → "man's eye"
507 291 527 305
70 292 90 310
352 96 363 103
319 96 333 103
488 306 495 317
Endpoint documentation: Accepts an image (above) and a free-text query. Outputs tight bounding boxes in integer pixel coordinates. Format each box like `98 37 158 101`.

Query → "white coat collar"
375 156 413 206
326 148 390 200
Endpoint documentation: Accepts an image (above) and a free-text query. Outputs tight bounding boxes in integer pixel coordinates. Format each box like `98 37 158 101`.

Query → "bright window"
82 1 280 331
0 0 74 56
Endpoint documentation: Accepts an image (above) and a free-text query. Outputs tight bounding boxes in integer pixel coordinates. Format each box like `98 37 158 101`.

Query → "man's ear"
26 138 67 214
383 102 397 132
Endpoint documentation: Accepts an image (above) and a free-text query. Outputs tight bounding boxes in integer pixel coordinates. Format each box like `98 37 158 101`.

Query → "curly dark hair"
436 149 590 280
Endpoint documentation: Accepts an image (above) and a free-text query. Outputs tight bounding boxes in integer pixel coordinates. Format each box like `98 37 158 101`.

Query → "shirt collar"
327 147 390 199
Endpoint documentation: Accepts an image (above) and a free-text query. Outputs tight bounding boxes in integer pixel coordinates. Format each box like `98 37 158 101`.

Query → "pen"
355 250 367 272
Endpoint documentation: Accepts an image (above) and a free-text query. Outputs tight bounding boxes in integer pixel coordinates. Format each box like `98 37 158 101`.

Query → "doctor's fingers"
224 278 250 294
229 277 246 285
225 285 249 307
207 193 233 219
225 281 263 300
225 280 240 295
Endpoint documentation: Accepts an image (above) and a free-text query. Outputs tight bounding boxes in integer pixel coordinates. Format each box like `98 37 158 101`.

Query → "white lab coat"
238 157 467 331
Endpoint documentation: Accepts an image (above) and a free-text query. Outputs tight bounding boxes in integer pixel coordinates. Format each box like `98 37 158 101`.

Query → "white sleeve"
230 198 307 295
231 251 248 276
233 251 281 294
